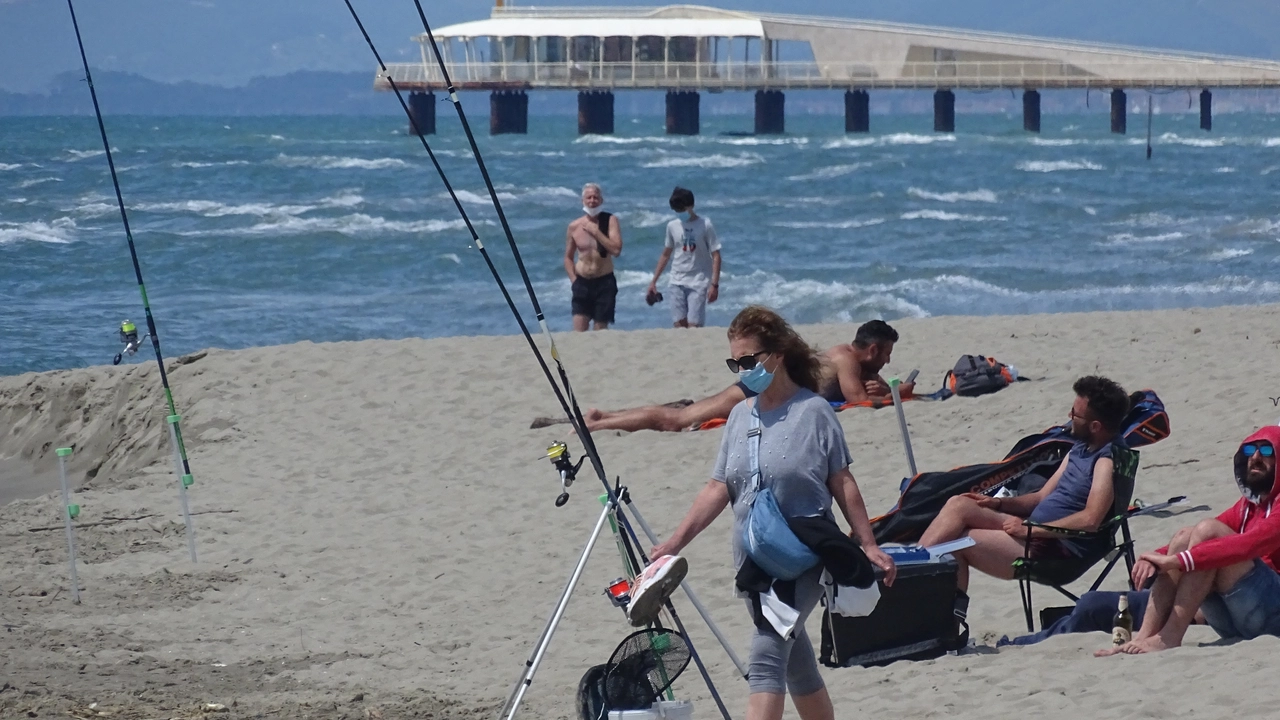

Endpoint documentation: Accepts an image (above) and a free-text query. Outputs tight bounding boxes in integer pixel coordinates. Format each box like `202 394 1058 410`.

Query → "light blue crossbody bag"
740 399 820 581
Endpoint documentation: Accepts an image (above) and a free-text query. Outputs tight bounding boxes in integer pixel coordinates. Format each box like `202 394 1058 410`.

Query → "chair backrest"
1105 446 1140 531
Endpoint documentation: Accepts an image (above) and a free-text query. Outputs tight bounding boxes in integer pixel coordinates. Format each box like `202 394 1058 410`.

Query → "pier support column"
1110 89 1127 134
754 90 785 134
407 91 436 135
1022 89 1041 133
1200 89 1212 132
577 90 614 135
665 91 700 135
844 90 869 133
489 90 528 135
933 89 955 133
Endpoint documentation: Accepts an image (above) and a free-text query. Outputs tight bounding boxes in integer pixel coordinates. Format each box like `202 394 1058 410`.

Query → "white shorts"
668 283 708 327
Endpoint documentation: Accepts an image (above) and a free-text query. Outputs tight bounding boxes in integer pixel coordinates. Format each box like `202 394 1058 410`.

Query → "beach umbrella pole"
890 378 918 478
56 447 82 604
166 415 197 563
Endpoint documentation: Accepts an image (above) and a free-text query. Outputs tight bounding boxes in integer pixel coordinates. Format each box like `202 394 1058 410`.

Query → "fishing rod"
403 5 737 718
65 0 195 484
341 0 601 460
407 0 611 486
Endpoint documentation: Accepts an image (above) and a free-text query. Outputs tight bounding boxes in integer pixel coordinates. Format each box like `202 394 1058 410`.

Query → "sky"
2 0 1279 94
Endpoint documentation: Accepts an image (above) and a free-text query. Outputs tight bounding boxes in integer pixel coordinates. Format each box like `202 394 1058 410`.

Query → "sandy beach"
3 304 1280 719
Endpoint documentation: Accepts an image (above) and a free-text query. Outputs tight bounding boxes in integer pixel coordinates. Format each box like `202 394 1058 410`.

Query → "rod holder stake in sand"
56 447 81 604
889 378 918 478
166 414 198 563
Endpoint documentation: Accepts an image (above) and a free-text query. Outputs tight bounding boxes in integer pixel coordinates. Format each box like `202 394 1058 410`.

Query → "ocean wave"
178 213 490 237
63 149 106 161
274 154 408 170
0 163 21 171
1214 167 1236 173
628 210 674 228
521 185 579 200
18 177 61 188
0 218 76 245
1226 218 1280 236
1030 138 1087 147
641 153 764 169
1101 232 1187 247
1016 160 1103 173
131 193 362 218
900 210 1007 222
440 253 462 264
786 163 871 181
821 137 877 149
772 218 885 230
715 136 809 147
574 135 662 145
1208 248 1253 261
452 189 517 204
883 133 955 146
1158 132 1224 148
173 160 252 168
907 187 998 203
1265 138 1280 148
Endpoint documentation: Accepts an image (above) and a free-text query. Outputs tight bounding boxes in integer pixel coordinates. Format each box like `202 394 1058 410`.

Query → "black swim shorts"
571 272 617 324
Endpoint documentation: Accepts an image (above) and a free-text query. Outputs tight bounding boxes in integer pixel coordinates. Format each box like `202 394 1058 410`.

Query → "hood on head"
1235 425 1280 504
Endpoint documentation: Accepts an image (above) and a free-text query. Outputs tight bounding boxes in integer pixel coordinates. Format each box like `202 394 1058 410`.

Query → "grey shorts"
1201 559 1280 640
668 283 708 326
743 567 826 697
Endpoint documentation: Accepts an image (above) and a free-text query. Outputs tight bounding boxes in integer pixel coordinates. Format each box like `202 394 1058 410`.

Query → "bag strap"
745 398 762 507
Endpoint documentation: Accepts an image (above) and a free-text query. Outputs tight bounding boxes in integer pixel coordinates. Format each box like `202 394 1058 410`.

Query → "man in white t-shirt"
647 187 721 328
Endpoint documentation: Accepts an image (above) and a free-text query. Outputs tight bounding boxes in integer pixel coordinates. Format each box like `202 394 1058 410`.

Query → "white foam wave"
629 210 674 228
179 214 488 237
270 135 286 141
821 137 877 149
1158 132 1224 148
1229 219 1280 236
1208 248 1253 261
1214 167 1236 173
521 185 579 200
641 153 764 169
907 187 999 203
1265 138 1280 148
18 177 61 188
574 135 658 145
900 210 1007 222
772 218 886 230
0 163 21 171
786 163 870 181
716 136 808 146
453 189 517 204
1084 207 1098 216
0 218 76 245
884 133 955 146
64 149 105 161
275 154 407 170
1102 232 1187 246
1016 160 1103 173
131 193 363 218
440 253 462 264
173 160 251 168
1030 138 1086 147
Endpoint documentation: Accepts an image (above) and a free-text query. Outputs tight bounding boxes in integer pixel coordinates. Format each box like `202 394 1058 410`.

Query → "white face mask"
583 204 601 217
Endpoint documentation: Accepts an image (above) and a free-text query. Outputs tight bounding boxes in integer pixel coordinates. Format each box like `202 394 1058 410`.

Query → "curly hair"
1072 375 1130 434
727 306 822 392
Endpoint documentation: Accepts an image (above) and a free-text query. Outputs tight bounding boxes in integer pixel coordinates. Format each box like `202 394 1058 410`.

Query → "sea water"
2 112 1279 376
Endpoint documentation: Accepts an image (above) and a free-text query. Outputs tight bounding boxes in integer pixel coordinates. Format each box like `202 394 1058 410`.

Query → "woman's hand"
651 541 677 559
864 546 897 587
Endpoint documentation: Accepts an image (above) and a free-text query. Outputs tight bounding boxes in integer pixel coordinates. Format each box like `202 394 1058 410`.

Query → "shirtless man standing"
532 319 911 432
565 183 623 331
817 319 914 404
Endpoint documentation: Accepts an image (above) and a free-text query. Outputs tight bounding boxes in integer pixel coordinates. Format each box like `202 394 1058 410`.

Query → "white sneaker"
626 555 688 627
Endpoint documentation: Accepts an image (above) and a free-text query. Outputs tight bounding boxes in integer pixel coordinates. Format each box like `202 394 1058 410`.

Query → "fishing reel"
545 440 586 508
112 320 150 366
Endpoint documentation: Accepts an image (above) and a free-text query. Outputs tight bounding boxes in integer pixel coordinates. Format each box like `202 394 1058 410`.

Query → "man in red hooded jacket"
1098 426 1280 655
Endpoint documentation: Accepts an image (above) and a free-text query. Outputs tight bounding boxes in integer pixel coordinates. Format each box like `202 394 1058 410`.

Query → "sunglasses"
726 351 768 373
1242 444 1275 458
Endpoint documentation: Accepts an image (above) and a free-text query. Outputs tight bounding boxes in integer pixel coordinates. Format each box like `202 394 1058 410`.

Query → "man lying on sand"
918 376 1129 592
1098 426 1280 656
529 320 914 432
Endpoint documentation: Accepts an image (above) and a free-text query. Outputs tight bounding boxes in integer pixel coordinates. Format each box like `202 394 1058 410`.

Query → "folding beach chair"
1011 445 1140 632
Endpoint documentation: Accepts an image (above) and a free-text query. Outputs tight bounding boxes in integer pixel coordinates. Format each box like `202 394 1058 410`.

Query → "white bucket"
609 700 694 720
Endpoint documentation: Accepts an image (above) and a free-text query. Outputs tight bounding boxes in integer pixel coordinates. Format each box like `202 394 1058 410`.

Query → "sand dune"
2 304 1279 719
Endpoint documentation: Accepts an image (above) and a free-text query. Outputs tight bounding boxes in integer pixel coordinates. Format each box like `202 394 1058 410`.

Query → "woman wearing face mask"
652 306 895 720
565 182 623 332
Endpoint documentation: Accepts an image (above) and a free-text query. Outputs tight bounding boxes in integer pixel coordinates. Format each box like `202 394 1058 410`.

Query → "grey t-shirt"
712 388 852 571
664 216 720 290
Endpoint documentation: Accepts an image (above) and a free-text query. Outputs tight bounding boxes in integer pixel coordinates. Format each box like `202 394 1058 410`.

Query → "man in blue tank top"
919 376 1130 592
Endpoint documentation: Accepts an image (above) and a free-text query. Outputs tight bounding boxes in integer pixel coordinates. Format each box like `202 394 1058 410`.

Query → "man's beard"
1244 469 1276 501
1069 422 1090 440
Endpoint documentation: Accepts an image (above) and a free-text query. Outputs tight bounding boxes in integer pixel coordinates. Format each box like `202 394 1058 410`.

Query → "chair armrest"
1021 519 1100 539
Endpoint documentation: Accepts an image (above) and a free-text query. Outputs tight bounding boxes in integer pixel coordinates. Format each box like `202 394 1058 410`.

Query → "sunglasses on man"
725 351 768 373
1242 443 1275 458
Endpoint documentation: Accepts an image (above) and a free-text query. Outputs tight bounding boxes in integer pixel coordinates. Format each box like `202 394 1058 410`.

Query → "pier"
378 4 1280 135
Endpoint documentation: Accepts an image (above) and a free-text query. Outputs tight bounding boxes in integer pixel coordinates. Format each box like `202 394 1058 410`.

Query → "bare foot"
1123 635 1178 654
1094 644 1129 657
